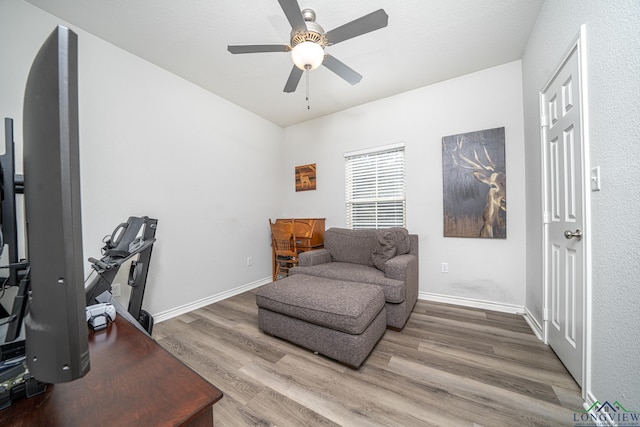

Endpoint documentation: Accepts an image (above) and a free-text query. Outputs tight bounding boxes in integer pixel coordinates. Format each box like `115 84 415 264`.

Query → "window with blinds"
345 143 406 229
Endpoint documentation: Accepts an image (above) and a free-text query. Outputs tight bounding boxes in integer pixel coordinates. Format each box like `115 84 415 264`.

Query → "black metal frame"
1 118 27 343
85 216 158 334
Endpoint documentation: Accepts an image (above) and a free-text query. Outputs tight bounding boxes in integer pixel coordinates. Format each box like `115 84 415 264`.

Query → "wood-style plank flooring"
154 288 583 426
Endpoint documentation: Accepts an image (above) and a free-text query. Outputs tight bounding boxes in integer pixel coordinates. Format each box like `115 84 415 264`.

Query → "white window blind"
345 144 406 229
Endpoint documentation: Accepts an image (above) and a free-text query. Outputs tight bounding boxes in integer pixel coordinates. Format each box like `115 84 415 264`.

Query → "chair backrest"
269 219 297 257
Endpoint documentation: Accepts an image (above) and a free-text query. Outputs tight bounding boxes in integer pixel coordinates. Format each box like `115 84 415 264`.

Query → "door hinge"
540 114 549 128
543 211 550 224
543 308 549 321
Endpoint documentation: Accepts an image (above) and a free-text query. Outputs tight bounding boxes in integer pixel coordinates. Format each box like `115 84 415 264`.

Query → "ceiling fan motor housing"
290 9 326 48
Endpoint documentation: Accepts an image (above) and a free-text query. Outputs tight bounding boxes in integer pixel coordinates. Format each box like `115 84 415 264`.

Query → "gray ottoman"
256 275 387 368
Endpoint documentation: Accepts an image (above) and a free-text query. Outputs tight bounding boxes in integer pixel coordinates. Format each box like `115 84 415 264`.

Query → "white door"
541 39 586 387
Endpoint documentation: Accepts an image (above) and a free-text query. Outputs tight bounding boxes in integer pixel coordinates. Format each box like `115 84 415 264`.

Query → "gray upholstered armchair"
290 227 419 330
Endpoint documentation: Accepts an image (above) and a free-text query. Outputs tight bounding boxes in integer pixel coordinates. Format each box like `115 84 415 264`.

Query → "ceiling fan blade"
325 9 389 45
278 0 306 33
322 54 363 85
284 66 303 93
227 44 290 54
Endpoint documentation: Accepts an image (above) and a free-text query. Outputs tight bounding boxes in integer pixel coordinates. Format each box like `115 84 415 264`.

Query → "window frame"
344 142 406 230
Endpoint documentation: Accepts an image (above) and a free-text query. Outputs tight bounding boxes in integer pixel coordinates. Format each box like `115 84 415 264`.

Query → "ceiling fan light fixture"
227 2 388 96
291 41 324 70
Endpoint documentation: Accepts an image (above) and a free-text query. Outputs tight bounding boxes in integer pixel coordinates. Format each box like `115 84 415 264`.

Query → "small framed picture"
295 163 316 191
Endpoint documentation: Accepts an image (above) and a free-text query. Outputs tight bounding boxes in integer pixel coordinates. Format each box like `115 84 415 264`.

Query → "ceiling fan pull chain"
305 65 311 109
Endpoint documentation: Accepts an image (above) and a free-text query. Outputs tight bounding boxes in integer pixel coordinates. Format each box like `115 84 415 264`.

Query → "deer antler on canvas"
445 136 506 238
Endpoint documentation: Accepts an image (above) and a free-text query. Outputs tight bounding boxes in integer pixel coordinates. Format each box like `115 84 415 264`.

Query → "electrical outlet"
441 262 449 273
112 283 121 297
246 256 252 266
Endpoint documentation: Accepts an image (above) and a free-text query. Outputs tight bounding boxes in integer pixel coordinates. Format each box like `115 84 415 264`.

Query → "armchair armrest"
384 254 417 281
298 248 332 267
385 253 419 316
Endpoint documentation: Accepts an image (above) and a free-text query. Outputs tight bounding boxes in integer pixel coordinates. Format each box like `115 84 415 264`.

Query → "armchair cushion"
388 227 411 255
324 228 378 265
291 262 405 303
370 230 397 272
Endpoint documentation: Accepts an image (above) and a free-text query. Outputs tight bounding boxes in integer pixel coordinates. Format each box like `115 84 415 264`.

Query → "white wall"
282 61 527 309
522 0 640 408
0 0 283 316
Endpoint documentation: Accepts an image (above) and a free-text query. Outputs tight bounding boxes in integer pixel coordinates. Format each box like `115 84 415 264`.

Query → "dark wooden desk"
0 316 223 426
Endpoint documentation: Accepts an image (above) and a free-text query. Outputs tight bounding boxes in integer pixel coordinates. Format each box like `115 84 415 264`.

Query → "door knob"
564 229 583 241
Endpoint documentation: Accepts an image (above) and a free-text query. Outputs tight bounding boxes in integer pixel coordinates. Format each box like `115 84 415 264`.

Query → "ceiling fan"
227 0 389 93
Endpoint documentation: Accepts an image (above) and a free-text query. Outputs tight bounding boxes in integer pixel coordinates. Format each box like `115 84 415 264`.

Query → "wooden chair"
269 219 298 281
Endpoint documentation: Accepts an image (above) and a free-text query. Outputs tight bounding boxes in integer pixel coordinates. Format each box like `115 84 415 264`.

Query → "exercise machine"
85 216 158 334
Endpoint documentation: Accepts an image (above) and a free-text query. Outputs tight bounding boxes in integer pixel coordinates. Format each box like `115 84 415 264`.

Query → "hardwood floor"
154 289 583 426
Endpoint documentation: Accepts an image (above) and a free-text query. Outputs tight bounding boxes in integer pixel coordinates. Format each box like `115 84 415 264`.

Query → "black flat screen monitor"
22 25 90 383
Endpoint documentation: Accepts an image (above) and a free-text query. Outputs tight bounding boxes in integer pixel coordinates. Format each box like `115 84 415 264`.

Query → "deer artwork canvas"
442 127 506 238
295 163 317 191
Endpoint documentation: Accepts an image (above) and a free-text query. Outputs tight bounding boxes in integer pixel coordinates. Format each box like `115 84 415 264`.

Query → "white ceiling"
25 0 544 128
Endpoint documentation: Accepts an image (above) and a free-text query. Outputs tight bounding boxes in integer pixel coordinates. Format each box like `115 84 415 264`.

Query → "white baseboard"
153 276 271 323
523 306 544 341
419 292 524 315
581 392 615 426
